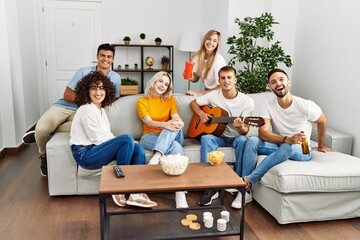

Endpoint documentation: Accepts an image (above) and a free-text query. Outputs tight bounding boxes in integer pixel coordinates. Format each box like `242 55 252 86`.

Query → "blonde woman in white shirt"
70 71 157 209
186 30 226 96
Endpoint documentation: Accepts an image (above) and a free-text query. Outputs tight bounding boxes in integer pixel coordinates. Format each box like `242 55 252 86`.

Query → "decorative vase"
162 63 169 70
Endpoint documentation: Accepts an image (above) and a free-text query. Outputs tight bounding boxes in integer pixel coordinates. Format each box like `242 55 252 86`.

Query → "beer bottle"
300 131 309 154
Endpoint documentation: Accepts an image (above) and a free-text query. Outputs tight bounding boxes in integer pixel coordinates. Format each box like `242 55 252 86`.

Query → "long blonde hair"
193 30 221 80
144 71 173 100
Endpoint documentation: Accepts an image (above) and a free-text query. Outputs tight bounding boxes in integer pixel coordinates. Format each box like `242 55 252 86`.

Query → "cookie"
189 222 201 230
186 214 198 221
181 218 192 226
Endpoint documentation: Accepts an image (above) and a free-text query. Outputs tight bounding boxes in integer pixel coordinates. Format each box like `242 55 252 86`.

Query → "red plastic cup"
184 61 195 80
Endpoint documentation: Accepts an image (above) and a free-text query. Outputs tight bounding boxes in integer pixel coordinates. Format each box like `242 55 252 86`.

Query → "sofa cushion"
259 151 360 193
78 161 116 178
106 94 144 139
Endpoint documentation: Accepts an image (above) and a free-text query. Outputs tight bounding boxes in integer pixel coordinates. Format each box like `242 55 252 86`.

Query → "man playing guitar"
189 66 254 208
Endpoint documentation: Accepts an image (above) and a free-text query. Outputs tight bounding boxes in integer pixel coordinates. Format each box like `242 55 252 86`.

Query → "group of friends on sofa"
22 30 333 210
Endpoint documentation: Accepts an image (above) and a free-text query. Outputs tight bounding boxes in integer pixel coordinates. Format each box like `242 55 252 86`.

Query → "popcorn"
160 155 189 176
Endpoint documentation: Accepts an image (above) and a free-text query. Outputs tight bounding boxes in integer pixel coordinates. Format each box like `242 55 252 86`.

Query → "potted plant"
140 33 146 44
227 12 293 94
121 77 139 95
123 36 131 45
161 55 170 70
154 37 162 46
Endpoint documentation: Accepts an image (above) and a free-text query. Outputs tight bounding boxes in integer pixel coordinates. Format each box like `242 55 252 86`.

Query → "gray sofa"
46 93 360 224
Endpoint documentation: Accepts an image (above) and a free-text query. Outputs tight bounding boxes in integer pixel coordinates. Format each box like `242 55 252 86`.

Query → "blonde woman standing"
186 30 226 96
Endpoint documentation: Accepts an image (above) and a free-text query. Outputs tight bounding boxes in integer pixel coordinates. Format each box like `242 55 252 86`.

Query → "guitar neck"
210 116 238 124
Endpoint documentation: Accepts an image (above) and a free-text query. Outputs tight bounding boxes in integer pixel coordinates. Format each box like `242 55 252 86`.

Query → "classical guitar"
188 105 264 139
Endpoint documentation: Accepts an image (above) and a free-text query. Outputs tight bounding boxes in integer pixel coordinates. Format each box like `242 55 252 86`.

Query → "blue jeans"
71 134 145 169
243 136 311 184
200 134 248 176
140 129 184 155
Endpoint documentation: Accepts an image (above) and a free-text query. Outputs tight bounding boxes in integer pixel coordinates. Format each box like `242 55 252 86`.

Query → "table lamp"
178 32 201 90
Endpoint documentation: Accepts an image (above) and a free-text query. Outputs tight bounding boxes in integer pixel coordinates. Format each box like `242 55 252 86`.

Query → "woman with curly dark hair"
73 71 116 108
70 71 157 208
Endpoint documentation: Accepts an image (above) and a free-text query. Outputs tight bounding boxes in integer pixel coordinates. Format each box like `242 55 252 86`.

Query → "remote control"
113 166 125 178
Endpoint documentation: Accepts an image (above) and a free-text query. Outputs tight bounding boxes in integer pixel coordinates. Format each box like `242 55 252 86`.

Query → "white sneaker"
225 188 239 195
175 191 189 208
126 193 157 208
112 194 126 207
148 156 160 165
231 192 252 209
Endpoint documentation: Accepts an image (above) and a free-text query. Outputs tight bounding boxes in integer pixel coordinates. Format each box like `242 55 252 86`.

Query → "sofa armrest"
47 132 78 195
311 124 353 155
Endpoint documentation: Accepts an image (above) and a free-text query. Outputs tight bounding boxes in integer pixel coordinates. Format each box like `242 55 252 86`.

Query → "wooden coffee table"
99 162 247 239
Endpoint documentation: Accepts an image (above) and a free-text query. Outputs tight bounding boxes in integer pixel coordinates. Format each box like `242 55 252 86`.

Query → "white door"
42 0 102 107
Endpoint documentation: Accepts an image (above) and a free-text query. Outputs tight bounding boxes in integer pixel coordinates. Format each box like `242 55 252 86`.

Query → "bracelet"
282 136 287 143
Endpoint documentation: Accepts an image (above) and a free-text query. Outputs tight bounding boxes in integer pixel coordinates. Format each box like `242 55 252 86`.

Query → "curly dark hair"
74 71 116 108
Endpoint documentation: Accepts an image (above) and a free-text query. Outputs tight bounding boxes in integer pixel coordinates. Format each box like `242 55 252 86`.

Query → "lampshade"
178 32 201 53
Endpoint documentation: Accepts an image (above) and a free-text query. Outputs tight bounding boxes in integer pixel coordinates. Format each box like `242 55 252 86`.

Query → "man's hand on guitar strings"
234 117 244 127
198 111 211 124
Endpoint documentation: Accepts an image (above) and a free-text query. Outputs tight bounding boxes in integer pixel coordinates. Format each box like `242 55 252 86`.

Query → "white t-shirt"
196 89 254 137
192 54 226 89
70 102 114 146
260 95 322 142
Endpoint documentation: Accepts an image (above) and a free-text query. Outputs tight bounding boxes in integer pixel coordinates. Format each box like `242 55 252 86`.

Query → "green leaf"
121 78 138 85
227 12 293 94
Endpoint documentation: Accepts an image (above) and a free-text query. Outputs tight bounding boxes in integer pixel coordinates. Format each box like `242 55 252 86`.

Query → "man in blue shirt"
23 43 120 176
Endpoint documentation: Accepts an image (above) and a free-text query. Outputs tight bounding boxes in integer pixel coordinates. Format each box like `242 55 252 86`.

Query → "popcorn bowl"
159 155 189 176
207 151 225 165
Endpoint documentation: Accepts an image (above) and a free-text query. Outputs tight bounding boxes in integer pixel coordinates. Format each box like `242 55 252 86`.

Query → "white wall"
0 0 13 149
1 0 40 150
202 0 229 58
292 0 360 156
103 0 207 94
2 0 360 158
